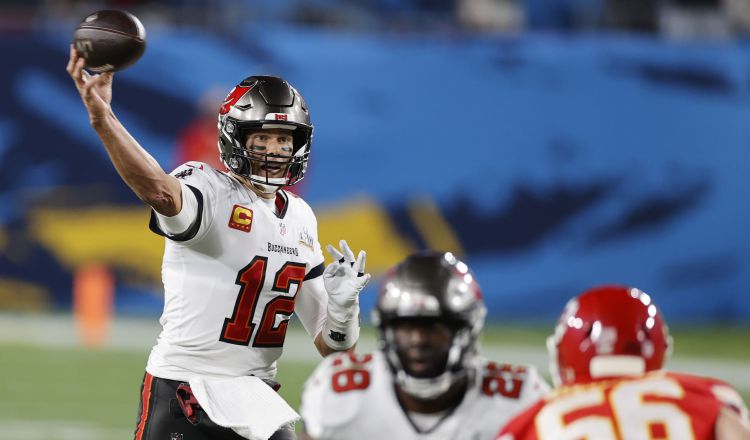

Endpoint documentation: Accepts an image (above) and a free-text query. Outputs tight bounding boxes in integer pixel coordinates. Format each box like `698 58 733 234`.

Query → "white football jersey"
146 162 326 381
301 351 550 440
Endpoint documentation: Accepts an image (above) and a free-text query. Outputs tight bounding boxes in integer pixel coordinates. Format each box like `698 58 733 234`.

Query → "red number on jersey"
220 257 306 347
220 257 267 345
482 363 526 398
331 354 373 393
533 377 696 439
253 262 306 347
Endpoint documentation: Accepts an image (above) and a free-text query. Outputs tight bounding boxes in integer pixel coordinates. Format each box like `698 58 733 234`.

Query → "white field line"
2 313 749 391
0 420 131 440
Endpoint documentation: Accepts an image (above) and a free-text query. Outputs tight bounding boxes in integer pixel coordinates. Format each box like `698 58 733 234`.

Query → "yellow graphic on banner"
0 278 51 311
407 196 465 257
25 198 436 287
316 198 413 275
28 206 163 283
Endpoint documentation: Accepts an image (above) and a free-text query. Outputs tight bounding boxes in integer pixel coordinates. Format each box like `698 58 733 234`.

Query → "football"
72 10 146 73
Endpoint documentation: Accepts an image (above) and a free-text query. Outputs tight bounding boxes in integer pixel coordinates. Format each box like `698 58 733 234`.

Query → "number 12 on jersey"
220 256 306 347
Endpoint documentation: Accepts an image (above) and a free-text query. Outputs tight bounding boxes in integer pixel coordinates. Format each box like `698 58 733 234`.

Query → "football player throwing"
67 47 370 440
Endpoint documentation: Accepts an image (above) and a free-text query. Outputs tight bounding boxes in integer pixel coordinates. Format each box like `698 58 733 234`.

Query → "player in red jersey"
496 285 750 440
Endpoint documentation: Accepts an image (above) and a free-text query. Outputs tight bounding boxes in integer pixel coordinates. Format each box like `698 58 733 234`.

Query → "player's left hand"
323 240 371 312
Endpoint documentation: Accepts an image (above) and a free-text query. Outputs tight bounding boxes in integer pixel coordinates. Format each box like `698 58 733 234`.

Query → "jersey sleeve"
710 381 750 421
519 365 551 404
492 365 549 440
301 199 325 273
149 162 217 243
672 372 750 422
300 353 366 438
480 360 550 404
294 276 328 340
292 196 329 340
496 400 545 440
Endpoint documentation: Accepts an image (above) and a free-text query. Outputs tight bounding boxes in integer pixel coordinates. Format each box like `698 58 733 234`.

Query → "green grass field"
0 325 748 439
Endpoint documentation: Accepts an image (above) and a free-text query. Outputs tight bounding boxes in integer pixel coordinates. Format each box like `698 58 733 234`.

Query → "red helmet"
547 285 672 386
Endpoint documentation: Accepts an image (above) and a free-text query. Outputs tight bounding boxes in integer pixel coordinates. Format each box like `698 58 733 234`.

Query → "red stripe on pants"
135 372 154 440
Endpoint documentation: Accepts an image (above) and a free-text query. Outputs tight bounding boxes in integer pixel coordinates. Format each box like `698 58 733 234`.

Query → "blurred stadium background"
1 0 750 438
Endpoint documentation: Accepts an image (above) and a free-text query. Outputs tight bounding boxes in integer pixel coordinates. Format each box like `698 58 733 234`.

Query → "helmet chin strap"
385 327 474 400
395 369 455 400
230 169 285 196
251 180 283 195
247 161 291 195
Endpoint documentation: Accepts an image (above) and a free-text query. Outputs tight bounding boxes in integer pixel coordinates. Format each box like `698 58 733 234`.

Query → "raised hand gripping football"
66 44 113 121
323 240 370 313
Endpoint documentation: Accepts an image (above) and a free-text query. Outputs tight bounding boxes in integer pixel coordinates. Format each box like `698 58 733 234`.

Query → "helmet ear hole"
228 154 249 177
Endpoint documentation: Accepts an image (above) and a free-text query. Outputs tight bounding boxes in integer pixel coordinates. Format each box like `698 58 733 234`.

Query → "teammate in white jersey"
67 47 370 440
300 252 549 439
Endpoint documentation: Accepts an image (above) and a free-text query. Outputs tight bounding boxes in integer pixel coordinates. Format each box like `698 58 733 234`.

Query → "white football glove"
322 240 370 349
323 240 371 316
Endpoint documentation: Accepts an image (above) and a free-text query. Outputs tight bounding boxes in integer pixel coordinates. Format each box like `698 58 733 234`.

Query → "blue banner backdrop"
1 26 748 322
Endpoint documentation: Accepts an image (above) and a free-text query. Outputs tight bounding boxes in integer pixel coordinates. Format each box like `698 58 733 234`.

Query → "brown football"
72 10 146 73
